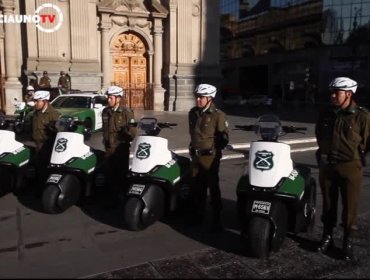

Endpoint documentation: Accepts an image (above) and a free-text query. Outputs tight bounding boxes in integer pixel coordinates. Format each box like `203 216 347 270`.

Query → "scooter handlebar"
282 126 307 133
234 125 255 131
158 122 177 128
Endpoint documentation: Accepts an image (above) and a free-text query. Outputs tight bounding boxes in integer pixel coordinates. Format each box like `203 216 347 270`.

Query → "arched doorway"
111 32 151 109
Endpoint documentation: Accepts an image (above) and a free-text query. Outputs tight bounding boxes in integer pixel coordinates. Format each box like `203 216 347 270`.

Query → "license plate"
251 200 271 215
47 174 63 184
128 184 146 195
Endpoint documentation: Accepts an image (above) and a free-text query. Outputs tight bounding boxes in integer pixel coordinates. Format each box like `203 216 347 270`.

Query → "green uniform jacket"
58 76 70 90
102 106 137 151
188 104 229 150
315 101 370 161
39 76 51 88
32 105 60 148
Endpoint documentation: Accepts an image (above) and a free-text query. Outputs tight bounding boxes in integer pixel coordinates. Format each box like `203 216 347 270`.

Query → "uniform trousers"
319 160 362 230
189 152 222 217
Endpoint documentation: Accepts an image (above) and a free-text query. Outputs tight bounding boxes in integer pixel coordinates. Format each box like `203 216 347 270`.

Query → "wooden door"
111 33 148 109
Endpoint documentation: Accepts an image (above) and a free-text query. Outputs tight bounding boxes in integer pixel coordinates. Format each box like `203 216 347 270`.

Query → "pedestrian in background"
58 71 71 93
315 77 370 261
39 71 51 89
102 86 137 206
187 83 229 232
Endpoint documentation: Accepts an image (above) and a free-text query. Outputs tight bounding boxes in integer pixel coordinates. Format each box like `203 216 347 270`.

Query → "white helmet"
106 85 124 97
33 90 50 101
329 77 358 94
194 84 217 98
26 85 35 91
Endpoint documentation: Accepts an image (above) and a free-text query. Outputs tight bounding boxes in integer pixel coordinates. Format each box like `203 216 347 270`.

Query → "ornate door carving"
111 33 149 109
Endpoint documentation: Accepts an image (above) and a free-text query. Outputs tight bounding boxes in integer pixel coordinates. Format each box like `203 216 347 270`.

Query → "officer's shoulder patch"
358 106 369 113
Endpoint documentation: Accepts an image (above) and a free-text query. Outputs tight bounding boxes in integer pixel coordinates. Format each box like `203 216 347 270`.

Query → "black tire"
83 118 93 141
242 216 271 258
124 197 146 231
42 185 63 214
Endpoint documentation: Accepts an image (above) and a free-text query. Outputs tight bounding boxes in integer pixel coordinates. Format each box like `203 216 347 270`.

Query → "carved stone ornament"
111 16 129 26
192 4 200 17
100 0 148 13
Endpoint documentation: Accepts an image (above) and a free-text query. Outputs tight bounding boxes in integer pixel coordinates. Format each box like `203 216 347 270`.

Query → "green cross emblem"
136 143 151 160
253 150 274 171
55 138 68 153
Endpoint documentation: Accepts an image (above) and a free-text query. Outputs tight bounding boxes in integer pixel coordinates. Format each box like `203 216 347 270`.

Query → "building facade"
0 0 221 114
220 0 370 105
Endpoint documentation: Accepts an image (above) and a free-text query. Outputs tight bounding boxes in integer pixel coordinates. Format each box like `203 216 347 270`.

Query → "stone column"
3 0 22 114
100 14 111 91
148 51 153 84
153 18 165 111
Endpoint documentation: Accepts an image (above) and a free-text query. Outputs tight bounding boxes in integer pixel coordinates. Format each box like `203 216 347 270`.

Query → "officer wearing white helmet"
102 85 137 206
32 90 60 191
315 77 370 261
187 83 229 232
25 85 35 102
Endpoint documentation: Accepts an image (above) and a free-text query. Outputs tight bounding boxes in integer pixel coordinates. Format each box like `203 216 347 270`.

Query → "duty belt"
321 154 349 165
190 147 214 157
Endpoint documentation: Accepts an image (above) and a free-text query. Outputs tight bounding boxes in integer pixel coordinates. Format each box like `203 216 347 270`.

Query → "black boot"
209 210 223 233
317 226 334 253
343 230 356 261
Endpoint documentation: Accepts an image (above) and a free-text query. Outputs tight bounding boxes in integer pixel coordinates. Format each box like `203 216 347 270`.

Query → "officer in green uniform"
187 83 229 232
39 71 51 89
57 71 71 93
25 85 35 103
102 86 137 202
32 90 60 190
315 77 370 261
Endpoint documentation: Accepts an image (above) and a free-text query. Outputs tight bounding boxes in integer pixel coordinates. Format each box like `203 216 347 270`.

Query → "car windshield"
52 96 91 109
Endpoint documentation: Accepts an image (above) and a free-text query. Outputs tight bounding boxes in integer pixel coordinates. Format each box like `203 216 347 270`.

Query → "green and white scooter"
0 114 32 196
12 98 34 134
124 117 191 231
41 117 105 214
236 114 317 258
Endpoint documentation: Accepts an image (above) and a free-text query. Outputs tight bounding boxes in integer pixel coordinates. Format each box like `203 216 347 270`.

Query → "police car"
50 92 107 139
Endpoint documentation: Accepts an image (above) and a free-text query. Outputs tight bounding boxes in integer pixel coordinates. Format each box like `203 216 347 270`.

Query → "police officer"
25 86 35 103
102 86 137 202
315 77 370 261
58 71 71 92
39 71 51 89
32 90 60 190
187 84 229 232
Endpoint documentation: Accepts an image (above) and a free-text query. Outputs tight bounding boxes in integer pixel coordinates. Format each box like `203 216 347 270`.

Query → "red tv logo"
35 3 63 33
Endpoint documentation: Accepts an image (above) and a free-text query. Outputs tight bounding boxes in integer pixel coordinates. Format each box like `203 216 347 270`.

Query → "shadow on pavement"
161 198 251 257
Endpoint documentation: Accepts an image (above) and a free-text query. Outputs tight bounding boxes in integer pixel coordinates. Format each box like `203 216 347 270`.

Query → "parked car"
245 94 271 107
223 95 247 106
50 92 107 139
23 92 106 140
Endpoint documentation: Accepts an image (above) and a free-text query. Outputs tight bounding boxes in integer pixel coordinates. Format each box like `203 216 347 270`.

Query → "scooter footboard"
242 198 288 252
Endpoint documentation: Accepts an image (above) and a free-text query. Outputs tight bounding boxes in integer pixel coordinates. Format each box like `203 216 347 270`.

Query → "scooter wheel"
242 216 271 259
42 185 63 214
124 197 146 231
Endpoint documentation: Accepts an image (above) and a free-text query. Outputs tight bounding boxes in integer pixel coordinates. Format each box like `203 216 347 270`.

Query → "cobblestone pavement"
86 215 370 279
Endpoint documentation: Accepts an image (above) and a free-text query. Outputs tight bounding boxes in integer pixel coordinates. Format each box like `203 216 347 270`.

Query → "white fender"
131 135 172 173
50 132 90 165
0 130 24 154
248 141 293 188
